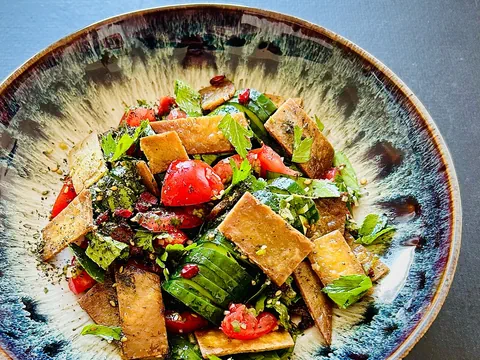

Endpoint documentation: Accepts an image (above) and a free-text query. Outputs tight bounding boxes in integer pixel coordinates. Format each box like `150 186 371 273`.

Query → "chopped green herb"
101 133 116 159
111 121 149 161
86 233 129 270
218 113 253 159
136 99 148 107
231 320 241 333
314 115 325 131
292 125 313 163
355 214 395 245
133 230 155 253
69 243 105 283
174 80 203 117
231 158 252 186
81 324 122 341
333 151 360 192
322 274 372 309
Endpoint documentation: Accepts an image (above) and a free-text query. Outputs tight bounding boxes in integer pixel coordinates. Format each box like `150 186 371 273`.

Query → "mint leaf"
69 244 105 283
355 213 395 245
322 274 372 309
333 151 360 192
292 125 313 163
314 115 325 131
231 158 252 186
81 324 122 341
134 230 155 253
85 233 129 270
111 121 149 161
101 133 116 158
174 80 202 117
218 113 253 158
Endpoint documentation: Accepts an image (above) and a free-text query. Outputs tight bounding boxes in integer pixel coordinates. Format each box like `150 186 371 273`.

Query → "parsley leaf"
219 114 253 158
355 214 395 245
111 121 149 161
314 115 325 131
322 274 372 309
101 133 116 159
81 324 122 341
231 158 252 186
292 125 313 163
85 233 129 270
174 80 202 117
333 151 360 192
133 230 155 253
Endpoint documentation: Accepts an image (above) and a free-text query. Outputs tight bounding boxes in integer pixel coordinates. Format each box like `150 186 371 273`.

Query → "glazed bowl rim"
0 4 462 360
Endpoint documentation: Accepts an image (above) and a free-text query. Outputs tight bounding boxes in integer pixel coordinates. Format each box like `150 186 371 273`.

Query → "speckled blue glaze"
0 5 461 360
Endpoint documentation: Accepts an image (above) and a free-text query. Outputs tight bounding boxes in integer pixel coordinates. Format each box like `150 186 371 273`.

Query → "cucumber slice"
184 250 243 296
193 245 252 284
173 266 234 308
162 280 224 325
209 104 241 116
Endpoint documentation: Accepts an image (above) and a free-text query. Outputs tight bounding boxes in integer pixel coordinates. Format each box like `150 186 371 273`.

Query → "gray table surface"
1 1 478 359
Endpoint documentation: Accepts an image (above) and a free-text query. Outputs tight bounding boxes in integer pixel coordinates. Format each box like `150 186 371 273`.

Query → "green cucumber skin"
162 280 224 325
190 245 252 284
172 267 234 308
184 250 244 297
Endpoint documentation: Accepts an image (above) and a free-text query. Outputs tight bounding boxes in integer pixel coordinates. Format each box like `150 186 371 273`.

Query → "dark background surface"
0 1 478 359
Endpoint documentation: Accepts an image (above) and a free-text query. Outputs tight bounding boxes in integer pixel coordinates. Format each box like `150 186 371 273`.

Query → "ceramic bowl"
0 5 461 360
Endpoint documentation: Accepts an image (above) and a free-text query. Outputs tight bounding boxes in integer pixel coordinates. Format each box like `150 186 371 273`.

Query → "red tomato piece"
165 310 209 334
162 160 224 207
221 304 278 340
122 107 156 127
51 178 77 219
256 145 298 178
155 228 189 248
68 270 96 295
213 145 296 183
158 96 176 116
238 88 250 105
180 264 199 279
166 108 188 120
168 206 206 228
114 208 133 218
324 167 340 181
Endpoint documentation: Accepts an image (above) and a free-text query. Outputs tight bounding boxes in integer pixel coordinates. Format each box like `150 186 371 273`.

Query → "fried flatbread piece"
139 132 188 174
199 80 235 111
78 278 120 327
218 192 313 286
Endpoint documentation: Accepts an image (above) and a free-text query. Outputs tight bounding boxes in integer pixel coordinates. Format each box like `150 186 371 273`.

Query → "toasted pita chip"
135 160 160 196
308 230 365 285
115 265 168 360
195 329 294 358
78 278 120 327
265 99 334 178
344 231 390 282
308 198 348 239
264 94 303 108
218 192 313 286
293 261 332 345
139 132 188 174
41 190 94 261
68 132 108 193
150 113 248 154
199 80 235 111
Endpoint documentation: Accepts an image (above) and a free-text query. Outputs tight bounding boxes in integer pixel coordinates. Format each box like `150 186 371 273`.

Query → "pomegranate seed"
114 208 133 218
324 167 340 181
135 202 150 213
238 89 250 105
95 210 110 225
180 264 199 279
139 192 158 205
158 96 176 116
210 75 226 86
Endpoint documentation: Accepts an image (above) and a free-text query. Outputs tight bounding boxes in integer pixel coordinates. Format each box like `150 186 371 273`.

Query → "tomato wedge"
68 270 96 295
162 160 224 206
221 304 278 340
122 107 156 127
165 310 209 334
213 145 297 183
155 228 189 248
51 178 77 219
323 167 340 181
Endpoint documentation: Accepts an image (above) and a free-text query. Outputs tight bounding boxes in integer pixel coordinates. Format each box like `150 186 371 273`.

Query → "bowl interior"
0 5 460 360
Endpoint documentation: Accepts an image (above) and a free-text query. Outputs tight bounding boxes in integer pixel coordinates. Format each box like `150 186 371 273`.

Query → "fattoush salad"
40 75 395 360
